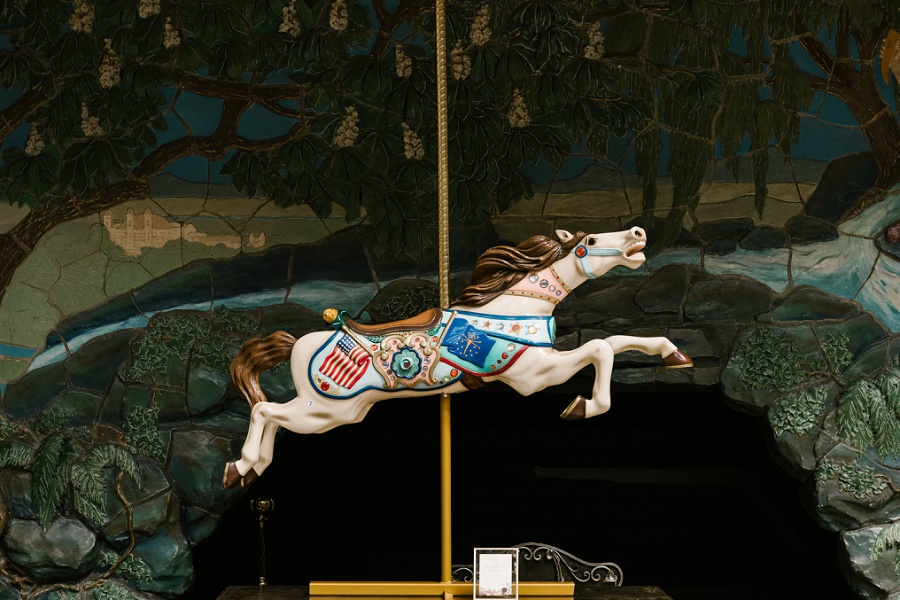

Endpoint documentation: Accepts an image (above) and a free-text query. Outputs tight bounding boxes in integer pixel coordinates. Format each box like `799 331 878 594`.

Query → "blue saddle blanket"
308 310 555 399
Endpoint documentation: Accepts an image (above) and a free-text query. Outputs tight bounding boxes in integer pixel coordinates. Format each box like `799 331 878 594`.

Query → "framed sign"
473 548 518 600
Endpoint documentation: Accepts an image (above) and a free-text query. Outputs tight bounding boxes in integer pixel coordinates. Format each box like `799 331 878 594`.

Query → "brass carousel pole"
310 3 570 595
434 0 453 586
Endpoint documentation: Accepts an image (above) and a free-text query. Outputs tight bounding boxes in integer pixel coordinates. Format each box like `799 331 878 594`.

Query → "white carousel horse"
223 227 692 489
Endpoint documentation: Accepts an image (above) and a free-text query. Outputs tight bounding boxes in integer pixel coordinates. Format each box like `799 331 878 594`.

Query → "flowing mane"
452 231 587 307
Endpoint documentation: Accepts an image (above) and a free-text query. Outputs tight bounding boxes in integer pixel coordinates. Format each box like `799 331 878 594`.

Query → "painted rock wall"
0 0 899 597
1 184 900 597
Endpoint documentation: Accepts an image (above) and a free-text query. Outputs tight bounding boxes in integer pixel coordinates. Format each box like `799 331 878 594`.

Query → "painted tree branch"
0 97 310 295
0 86 46 140
370 0 421 59
174 71 307 102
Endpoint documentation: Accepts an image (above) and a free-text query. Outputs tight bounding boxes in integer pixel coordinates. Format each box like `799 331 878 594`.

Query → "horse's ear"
555 229 575 243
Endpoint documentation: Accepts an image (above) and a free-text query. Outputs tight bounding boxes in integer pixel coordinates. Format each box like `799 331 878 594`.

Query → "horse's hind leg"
242 422 279 485
224 398 300 489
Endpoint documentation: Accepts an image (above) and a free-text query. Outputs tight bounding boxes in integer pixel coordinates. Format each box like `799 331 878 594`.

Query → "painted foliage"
0 0 899 598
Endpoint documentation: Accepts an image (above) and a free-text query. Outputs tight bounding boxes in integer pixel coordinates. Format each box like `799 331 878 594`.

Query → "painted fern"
32 433 76 529
836 381 876 453
877 369 900 419
0 441 33 468
72 444 143 524
870 521 900 578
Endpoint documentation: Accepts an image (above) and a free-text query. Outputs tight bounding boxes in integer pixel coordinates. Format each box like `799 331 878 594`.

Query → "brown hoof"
560 396 587 421
242 469 259 489
663 350 693 369
223 462 242 490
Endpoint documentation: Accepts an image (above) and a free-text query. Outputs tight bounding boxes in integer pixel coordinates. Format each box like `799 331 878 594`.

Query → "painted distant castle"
102 208 265 256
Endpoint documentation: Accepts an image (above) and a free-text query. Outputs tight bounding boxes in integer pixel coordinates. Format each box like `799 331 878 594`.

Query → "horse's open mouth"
624 242 646 259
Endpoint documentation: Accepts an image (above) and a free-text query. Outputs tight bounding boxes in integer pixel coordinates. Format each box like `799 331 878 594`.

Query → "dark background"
192 381 853 599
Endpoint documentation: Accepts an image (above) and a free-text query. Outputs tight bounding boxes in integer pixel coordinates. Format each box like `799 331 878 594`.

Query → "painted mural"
0 0 899 598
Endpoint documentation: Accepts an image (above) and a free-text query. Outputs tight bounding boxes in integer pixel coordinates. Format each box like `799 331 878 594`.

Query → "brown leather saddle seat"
343 307 444 337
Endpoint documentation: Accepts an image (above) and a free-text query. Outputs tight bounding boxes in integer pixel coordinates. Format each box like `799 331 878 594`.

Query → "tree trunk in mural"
795 14 900 195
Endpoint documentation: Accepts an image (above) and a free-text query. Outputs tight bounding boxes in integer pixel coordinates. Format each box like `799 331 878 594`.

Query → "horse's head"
557 227 647 278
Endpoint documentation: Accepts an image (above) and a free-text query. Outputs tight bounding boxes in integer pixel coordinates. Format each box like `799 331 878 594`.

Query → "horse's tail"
230 330 297 407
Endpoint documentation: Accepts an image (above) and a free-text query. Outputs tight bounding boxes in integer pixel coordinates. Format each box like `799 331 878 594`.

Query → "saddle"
342 307 444 336
312 308 554 398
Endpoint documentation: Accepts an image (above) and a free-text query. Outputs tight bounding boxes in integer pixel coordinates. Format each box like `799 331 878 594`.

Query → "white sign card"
474 548 518 600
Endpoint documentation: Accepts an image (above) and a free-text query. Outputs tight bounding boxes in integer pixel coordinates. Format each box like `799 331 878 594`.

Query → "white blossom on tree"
402 122 424 160
69 0 95 33
395 44 412 78
507 88 530 128
329 0 348 32
584 21 605 60
164 17 181 48
137 0 160 19
80 103 103 137
24 126 44 157
99 39 122 90
333 106 359 147
279 2 302 38
451 40 471 81
469 4 491 46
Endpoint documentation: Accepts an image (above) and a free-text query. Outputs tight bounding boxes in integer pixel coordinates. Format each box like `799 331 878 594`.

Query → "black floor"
191 382 854 599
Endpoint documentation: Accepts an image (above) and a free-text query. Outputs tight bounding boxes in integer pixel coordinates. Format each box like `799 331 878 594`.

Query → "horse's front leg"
604 335 693 368
495 339 615 420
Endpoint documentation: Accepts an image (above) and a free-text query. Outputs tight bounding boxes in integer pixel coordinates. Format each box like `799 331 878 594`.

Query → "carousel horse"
223 227 692 489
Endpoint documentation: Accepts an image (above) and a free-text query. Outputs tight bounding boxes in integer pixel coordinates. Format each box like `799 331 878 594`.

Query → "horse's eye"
587 238 596 246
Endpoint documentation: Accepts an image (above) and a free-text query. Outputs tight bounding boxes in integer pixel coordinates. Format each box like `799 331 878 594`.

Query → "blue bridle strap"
571 244 623 279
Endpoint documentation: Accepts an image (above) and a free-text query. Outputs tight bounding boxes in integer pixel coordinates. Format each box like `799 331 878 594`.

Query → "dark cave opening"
192 383 852 599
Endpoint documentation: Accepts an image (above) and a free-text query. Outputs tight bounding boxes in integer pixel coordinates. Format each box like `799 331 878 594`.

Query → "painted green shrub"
91 581 142 600
815 458 891 501
125 313 212 381
815 458 841 482
127 307 258 379
123 403 165 462
820 331 853 374
838 462 888 500
99 550 152 584
731 328 807 392
769 385 827 437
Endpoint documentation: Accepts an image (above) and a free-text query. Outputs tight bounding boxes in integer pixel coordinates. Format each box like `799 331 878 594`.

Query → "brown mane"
452 232 587 307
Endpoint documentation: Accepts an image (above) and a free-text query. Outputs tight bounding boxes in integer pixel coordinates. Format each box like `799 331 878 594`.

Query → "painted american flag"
320 334 370 388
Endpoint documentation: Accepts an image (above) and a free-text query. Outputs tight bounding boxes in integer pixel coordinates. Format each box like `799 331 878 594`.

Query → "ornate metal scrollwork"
450 542 622 586
451 565 474 583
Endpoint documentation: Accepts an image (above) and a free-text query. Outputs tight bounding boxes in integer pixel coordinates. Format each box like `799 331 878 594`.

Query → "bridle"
571 243 623 279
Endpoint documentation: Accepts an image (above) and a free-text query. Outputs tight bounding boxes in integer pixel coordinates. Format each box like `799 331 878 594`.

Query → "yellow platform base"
309 581 574 597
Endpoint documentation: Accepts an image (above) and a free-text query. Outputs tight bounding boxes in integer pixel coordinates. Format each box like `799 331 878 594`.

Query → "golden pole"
434 0 453 585
440 392 452 583
314 4 574 597
435 9 449 305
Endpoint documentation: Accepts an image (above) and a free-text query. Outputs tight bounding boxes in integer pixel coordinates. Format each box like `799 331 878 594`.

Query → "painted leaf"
33 433 73 529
